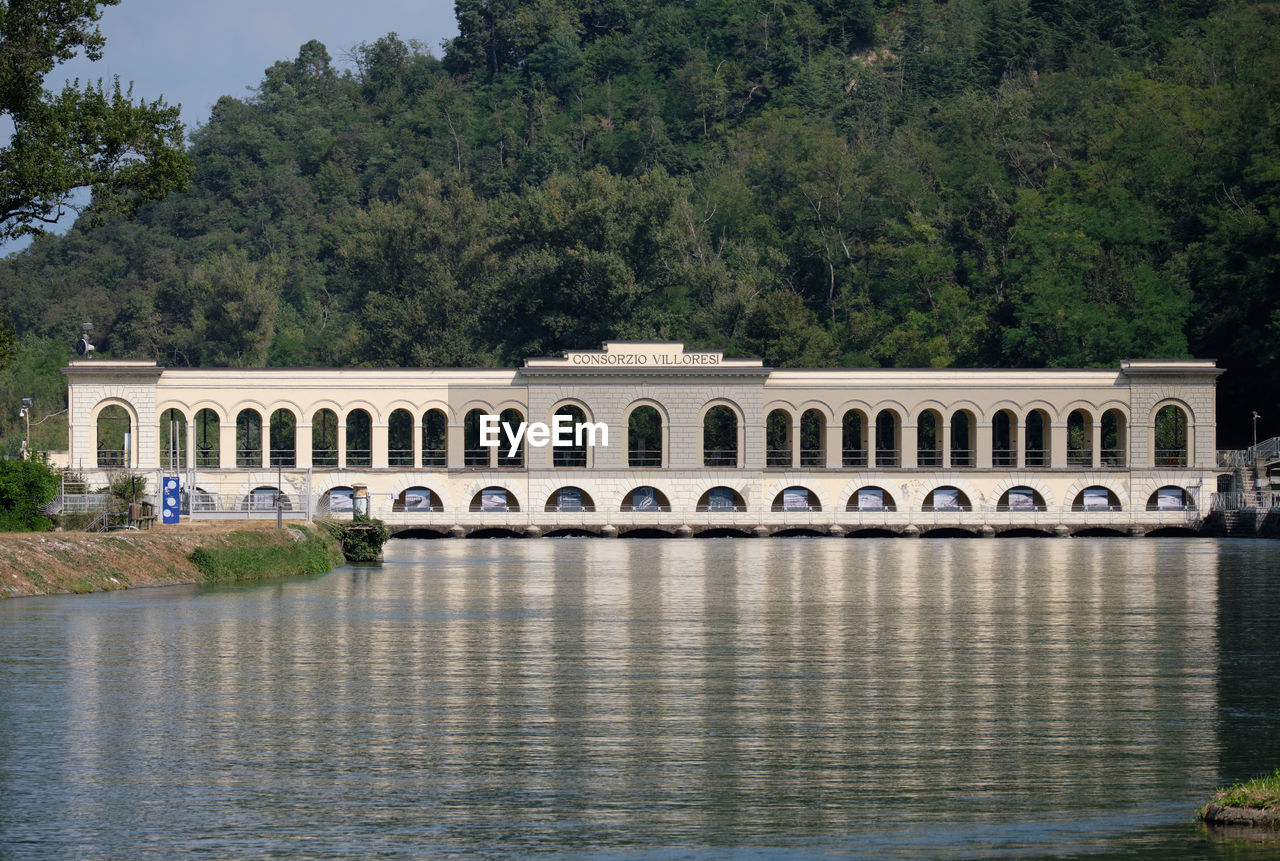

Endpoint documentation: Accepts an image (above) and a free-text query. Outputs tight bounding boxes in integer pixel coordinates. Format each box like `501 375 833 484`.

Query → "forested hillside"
1 0 1277 453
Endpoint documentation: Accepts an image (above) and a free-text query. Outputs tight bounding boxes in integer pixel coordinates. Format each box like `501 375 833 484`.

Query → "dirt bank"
0 521 342 598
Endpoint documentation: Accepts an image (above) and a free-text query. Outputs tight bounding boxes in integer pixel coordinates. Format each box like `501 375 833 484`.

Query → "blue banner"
161 476 180 524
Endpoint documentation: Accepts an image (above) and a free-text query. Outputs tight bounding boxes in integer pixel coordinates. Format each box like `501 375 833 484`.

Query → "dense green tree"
0 0 191 239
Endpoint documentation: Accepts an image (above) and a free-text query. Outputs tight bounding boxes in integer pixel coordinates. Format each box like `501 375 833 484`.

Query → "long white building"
61 341 1223 536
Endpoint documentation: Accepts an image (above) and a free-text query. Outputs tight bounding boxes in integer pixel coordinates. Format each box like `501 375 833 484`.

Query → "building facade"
61 341 1223 536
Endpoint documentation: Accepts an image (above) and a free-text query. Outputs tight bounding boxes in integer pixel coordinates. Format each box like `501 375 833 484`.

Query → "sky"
2 0 460 253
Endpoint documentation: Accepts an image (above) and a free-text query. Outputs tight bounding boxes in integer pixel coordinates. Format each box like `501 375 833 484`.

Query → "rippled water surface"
3 538 1280 858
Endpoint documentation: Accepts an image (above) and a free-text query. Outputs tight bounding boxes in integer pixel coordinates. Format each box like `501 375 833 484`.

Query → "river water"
2 538 1279 858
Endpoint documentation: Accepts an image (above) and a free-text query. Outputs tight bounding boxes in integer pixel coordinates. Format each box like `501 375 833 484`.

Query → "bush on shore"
0 458 57 531
188 526 344 584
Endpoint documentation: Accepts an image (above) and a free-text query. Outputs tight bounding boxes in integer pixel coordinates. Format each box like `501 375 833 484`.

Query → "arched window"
703 406 738 468
917 409 942 467
800 409 825 467
464 409 488 467
245 485 291 511
96 405 131 467
269 409 296 467
1067 409 1092 467
312 409 338 467
194 409 220 468
159 408 186 469
321 486 353 515
1101 410 1126 467
394 486 443 512
846 486 896 511
1025 410 1049 467
992 410 1016 467
771 486 820 512
696 486 745 511
621 486 671 511
950 410 974 468
628 405 662 467
1147 485 1193 511
545 486 596 512
875 410 900 467
498 408 525 468
1154 405 1188 467
923 486 972 511
766 409 791 467
997 486 1046 511
421 409 448 467
236 409 263 467
346 409 372 467
1072 486 1121 511
842 410 867 467
388 409 414 467
470 486 519 511
552 405 587 467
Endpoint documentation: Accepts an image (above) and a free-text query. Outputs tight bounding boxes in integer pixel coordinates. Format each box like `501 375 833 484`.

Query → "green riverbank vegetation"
0 523 345 597
187 525 345 584
1201 769 1280 829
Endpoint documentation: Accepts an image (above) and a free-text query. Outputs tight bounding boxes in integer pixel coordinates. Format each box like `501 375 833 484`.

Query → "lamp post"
1253 411 1261 450
19 397 32 459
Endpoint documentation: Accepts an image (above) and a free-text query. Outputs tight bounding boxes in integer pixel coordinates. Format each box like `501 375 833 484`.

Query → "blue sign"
162 476 180 524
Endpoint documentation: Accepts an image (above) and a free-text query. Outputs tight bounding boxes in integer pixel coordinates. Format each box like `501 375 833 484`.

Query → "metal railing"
917 450 942 467
1067 451 1092 467
389 449 414 467
628 452 662 467
1101 449 1125 467
704 450 737 467
553 449 587 467
422 448 447 467
1154 449 1188 467
346 448 372 468
876 450 900 467
313 448 338 467
800 448 824 467
950 449 973 468
992 448 1016 467
842 449 868 467
1024 449 1047 467
766 449 791 467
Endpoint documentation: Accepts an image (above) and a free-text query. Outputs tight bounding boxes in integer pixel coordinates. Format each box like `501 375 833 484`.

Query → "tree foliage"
0 0 192 239
0 0 1277 445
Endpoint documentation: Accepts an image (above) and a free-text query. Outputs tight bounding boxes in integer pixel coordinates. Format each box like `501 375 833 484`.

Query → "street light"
19 397 32 459
1253 411 1261 449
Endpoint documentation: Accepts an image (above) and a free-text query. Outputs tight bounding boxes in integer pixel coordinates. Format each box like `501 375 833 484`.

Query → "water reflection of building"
61 341 1222 535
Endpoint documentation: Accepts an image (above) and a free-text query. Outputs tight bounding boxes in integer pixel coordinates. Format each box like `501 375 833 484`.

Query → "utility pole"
1253 411 1261 450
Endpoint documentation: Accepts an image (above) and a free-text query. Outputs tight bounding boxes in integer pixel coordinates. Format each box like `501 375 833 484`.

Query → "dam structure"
61 341 1223 537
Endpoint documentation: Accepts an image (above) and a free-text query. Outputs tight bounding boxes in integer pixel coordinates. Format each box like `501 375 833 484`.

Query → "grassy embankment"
0 521 344 598
1201 770 1280 829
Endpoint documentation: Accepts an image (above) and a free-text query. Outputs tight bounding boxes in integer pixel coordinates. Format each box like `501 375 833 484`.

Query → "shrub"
0 458 58 531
